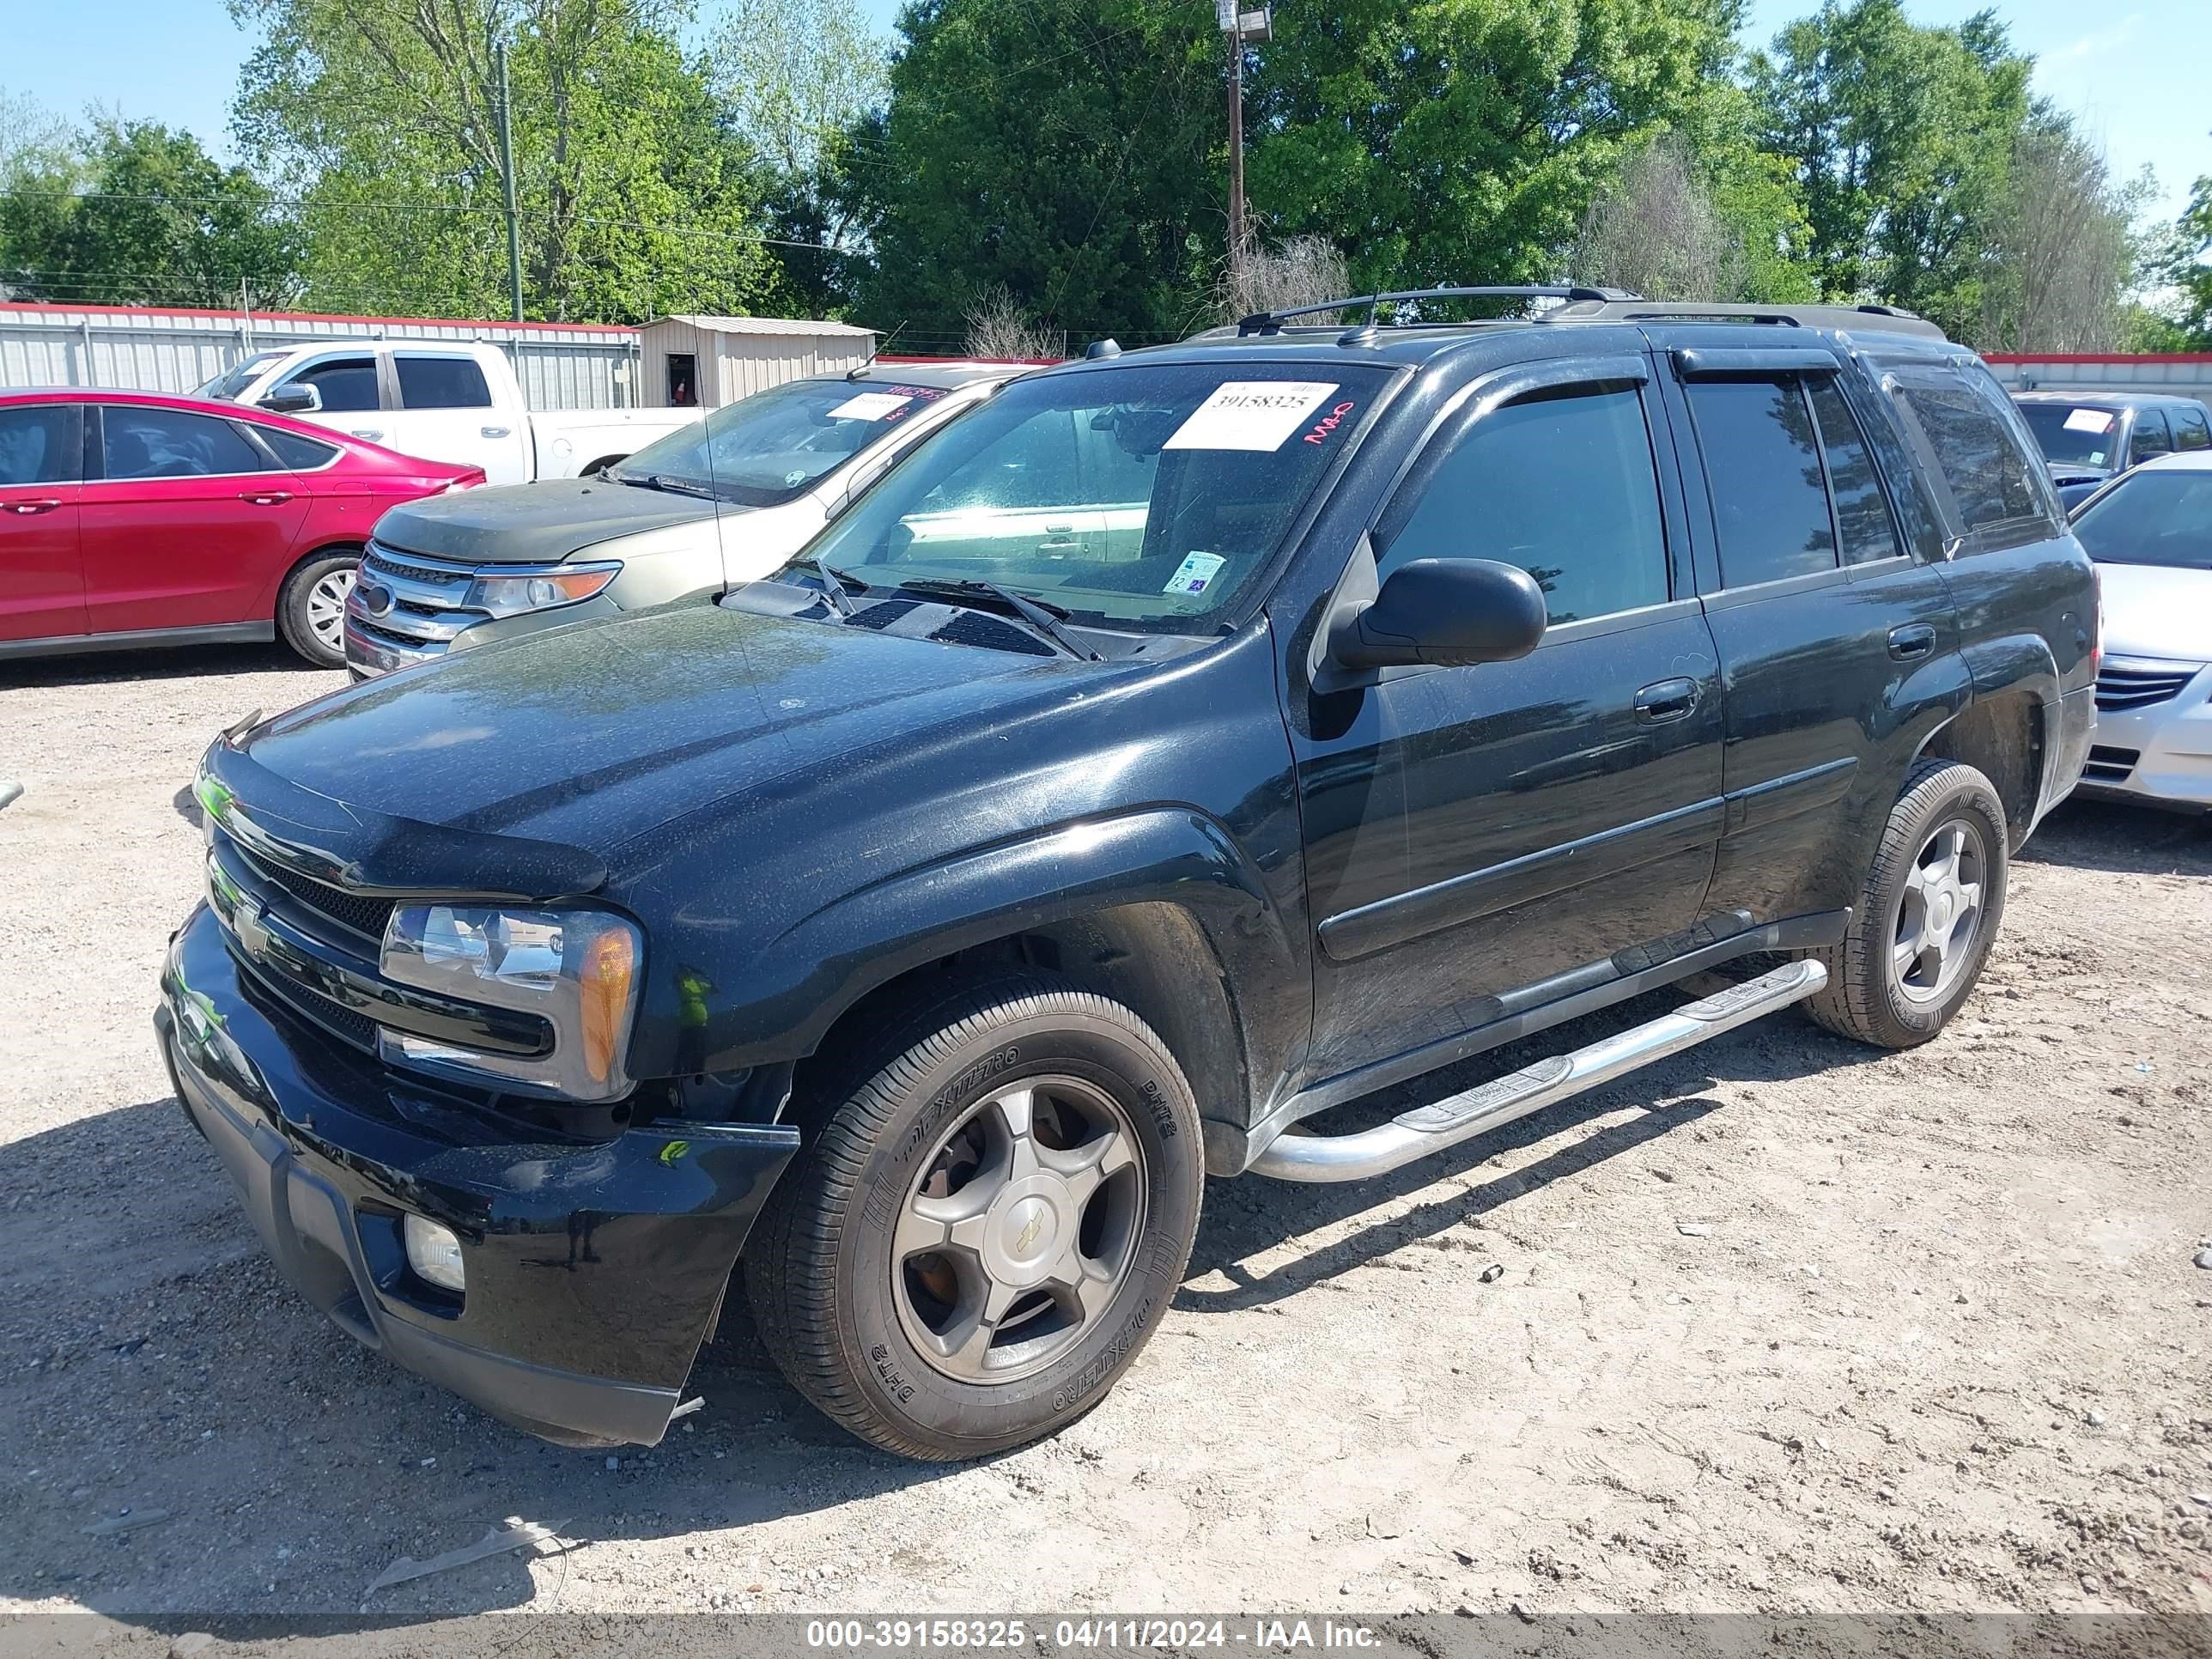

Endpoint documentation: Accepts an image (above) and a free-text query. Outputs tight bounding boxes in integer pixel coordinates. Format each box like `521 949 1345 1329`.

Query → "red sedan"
0 387 483 668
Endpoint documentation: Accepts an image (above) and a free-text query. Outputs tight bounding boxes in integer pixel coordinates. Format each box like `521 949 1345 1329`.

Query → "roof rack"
1236 285 1642 337
1543 300 1949 341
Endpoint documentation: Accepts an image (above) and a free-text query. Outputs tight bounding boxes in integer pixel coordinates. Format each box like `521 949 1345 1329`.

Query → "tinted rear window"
1893 375 2051 545
396 356 493 410
259 428 341 470
1685 378 1838 587
100 407 269 479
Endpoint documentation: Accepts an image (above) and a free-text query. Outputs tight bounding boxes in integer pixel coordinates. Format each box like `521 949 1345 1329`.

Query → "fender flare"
663 807 1299 1083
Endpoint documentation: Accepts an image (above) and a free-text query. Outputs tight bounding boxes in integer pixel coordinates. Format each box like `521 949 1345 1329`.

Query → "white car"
193 339 699 486
344 361 1026 677
2069 450 2212 809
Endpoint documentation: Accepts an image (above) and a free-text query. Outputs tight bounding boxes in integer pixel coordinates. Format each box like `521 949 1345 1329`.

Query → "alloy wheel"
1891 818 1986 1004
891 1075 1146 1385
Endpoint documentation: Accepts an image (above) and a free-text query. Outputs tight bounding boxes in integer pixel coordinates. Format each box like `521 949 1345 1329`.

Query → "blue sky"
6 0 2205 217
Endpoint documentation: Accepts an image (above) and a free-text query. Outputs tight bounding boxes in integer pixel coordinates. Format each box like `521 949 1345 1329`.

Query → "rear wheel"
276 550 359 668
1804 759 2009 1048
745 973 1202 1461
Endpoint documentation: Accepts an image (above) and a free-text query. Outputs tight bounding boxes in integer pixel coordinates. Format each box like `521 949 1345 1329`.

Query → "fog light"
404 1214 466 1293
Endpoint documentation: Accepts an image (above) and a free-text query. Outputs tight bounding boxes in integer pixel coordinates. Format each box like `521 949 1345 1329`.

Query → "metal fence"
0 302 644 410
1985 354 2212 394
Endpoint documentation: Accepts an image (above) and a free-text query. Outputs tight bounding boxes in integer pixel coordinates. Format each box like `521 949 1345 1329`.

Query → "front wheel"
276 551 359 668
744 974 1202 1461
1804 758 2009 1048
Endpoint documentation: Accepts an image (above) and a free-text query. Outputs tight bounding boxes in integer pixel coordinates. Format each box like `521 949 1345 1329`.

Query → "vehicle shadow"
0 642 338 690
1180 982 1880 1314
2018 797 2212 878
0 1097 966 1620
4 993 1875 1617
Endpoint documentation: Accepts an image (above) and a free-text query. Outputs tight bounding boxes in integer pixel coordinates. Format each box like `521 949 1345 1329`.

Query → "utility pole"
495 40 525 323
1226 9 1246 275
1218 2 1269 291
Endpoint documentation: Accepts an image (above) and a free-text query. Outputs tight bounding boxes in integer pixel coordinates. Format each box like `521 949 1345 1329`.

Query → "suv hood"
235 599 1109 866
2095 561 2212 664
374 477 735 565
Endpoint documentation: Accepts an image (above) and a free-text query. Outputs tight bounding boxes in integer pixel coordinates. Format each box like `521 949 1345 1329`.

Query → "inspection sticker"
827 391 915 421
2063 408 2116 434
1163 381 1340 451
1164 551 1229 596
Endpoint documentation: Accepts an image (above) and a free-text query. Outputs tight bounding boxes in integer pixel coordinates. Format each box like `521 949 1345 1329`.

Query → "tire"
276 550 360 668
1804 758 2009 1048
744 972 1203 1461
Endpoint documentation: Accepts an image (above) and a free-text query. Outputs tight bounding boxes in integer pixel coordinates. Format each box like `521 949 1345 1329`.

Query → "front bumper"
2075 661 2212 809
156 903 799 1447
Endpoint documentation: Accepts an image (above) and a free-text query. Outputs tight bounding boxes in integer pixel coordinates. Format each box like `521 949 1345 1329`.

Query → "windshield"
192 351 286 402
606 377 951 507
787 362 1391 633
2071 468 2212 571
2019 403 2122 470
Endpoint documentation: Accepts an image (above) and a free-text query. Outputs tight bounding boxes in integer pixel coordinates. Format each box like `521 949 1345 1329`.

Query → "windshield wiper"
891 577 1102 661
612 471 716 499
790 556 869 618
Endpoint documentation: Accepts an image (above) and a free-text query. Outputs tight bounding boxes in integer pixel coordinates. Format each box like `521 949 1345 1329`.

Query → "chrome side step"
1249 958 1827 1182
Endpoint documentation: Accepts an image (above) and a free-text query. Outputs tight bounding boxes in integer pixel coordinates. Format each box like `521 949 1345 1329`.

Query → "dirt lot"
2 643 2209 1622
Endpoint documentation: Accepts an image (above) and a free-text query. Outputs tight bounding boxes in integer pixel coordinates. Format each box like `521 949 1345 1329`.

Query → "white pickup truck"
192 339 699 487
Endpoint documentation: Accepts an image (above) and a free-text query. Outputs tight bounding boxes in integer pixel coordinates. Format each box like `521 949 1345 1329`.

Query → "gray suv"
2012 390 2212 510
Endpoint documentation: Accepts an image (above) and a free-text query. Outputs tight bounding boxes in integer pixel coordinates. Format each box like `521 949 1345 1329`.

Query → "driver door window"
279 356 380 415
1375 383 1669 624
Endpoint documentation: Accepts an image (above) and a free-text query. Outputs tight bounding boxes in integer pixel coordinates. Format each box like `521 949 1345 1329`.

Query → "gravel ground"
2 644 2209 1622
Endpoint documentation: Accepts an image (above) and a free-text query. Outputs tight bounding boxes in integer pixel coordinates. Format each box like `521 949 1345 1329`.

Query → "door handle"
4 498 63 515
480 426 512 439
349 428 384 441
1633 677 1699 724
1887 623 1936 661
240 490 294 506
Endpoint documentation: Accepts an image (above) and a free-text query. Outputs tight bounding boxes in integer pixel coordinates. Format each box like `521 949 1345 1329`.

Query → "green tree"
1750 0 2030 336
1245 0 1746 297
2175 167 2212 348
708 0 890 317
0 117 298 307
854 0 1223 350
231 0 775 322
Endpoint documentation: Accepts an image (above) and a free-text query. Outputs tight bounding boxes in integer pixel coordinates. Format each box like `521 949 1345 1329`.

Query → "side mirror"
260 385 321 415
1329 557 1547 671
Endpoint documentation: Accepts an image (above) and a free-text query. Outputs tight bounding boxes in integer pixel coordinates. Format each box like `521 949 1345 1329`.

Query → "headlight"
379 903 641 1101
465 562 620 619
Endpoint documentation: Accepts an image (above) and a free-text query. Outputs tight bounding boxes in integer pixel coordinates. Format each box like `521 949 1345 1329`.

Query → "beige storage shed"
639 314 879 409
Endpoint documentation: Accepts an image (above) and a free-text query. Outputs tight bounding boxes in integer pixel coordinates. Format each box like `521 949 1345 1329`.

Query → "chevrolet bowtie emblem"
232 894 271 958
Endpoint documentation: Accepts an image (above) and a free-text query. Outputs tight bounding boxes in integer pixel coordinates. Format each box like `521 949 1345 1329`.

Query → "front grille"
2082 745 2139 785
2095 663 2199 712
241 956 380 1052
363 546 469 586
224 833 395 944
349 615 441 653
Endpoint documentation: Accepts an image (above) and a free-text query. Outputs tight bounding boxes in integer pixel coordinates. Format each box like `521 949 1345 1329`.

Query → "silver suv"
345 361 1025 677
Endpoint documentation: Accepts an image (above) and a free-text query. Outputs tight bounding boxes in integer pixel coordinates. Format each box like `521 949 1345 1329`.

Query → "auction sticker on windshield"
1164 381 1340 451
1163 551 1228 596
2064 409 2116 434
830 392 915 422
